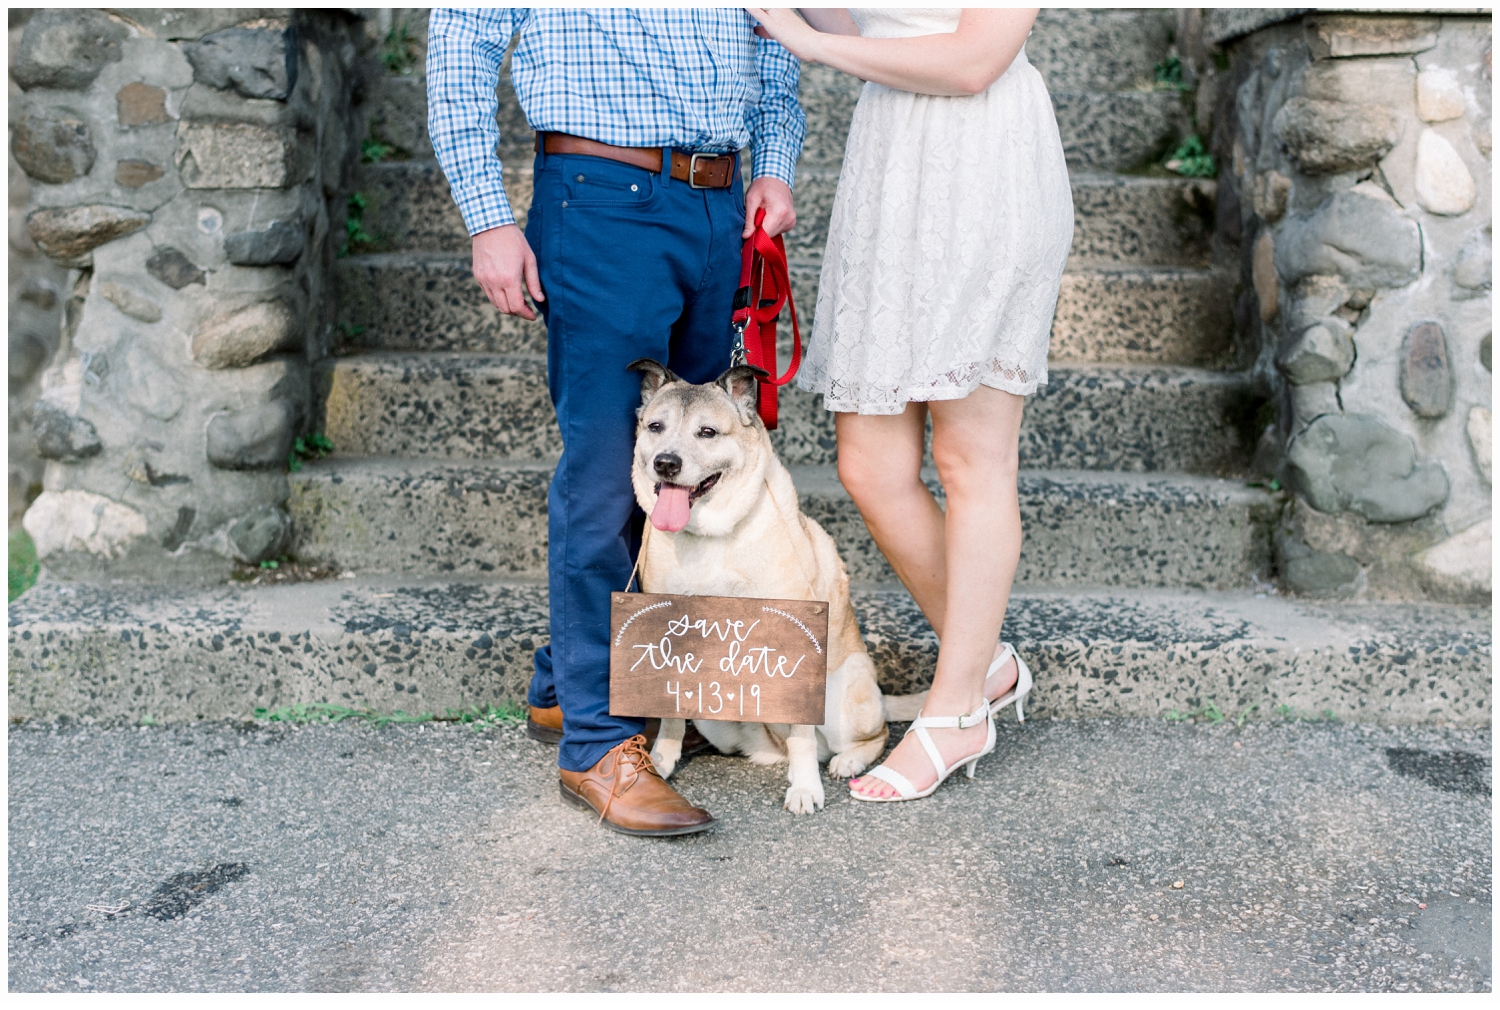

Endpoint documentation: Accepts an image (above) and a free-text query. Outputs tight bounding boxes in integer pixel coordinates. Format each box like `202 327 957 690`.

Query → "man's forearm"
427 8 517 234
748 35 806 188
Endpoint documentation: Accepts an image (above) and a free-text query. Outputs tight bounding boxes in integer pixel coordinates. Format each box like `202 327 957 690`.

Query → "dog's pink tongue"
651 485 692 532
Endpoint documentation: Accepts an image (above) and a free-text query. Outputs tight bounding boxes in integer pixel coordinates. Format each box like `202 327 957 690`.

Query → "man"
427 9 804 835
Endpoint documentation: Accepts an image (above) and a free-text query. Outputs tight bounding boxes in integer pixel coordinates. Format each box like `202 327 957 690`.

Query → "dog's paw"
648 744 680 780
746 748 786 766
783 781 825 815
826 751 870 779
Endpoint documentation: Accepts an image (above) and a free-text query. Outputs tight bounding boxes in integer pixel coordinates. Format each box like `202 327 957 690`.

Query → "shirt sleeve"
426 8 518 234
746 35 806 189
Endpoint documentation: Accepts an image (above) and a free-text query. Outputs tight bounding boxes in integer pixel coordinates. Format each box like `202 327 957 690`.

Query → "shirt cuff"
751 143 798 190
450 176 517 235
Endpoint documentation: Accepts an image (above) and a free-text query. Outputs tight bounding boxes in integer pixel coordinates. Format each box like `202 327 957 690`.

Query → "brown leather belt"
536 132 737 189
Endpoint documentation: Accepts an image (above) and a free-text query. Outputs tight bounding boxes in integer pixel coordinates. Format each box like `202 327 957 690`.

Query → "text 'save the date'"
609 593 829 724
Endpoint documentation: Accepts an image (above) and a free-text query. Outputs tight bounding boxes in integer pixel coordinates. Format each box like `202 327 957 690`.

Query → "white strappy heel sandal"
984 641 1034 723
850 700 995 803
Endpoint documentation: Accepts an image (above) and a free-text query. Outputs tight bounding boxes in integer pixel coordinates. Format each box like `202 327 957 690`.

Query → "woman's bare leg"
848 385 1025 798
835 404 944 625
836 396 1022 713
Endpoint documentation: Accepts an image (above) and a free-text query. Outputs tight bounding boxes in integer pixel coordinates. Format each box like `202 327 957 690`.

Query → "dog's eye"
646 421 664 433
697 427 718 439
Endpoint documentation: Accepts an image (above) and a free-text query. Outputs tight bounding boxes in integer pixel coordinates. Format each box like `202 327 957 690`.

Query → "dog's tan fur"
627 360 889 814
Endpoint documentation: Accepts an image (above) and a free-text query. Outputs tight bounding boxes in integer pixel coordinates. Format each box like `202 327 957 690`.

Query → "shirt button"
561 200 568 208
575 174 585 182
631 184 639 192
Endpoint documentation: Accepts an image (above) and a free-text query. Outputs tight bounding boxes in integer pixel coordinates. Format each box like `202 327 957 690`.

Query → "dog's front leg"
649 718 686 779
782 724 825 814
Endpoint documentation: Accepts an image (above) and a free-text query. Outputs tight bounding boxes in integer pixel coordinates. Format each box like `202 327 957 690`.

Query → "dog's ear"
715 364 768 426
627 358 680 406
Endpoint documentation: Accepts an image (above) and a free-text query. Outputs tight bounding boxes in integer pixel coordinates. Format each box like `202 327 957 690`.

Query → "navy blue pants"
523 147 744 772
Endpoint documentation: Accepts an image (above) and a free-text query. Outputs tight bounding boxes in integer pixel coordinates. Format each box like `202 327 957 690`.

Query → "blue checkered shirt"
427 8 806 235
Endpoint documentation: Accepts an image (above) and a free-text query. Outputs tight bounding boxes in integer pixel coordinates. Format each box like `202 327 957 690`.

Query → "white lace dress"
798 8 1074 414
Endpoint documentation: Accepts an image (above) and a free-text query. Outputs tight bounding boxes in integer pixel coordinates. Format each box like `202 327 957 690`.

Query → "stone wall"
9 9 368 581
1209 10 1492 603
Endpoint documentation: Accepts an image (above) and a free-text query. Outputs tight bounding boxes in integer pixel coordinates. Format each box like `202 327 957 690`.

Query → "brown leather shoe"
559 735 714 837
526 704 563 744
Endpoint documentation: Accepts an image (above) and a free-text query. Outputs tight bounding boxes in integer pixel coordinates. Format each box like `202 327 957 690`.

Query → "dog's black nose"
653 453 682 480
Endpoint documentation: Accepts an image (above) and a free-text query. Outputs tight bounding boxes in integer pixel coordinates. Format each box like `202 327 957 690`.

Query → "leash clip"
730 321 748 367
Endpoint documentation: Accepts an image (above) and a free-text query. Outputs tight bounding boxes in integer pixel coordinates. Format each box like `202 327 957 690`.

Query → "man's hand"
744 177 795 239
472 224 544 319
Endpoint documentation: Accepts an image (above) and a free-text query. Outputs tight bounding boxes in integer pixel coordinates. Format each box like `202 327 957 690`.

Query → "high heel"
984 641 1033 723
850 699 994 803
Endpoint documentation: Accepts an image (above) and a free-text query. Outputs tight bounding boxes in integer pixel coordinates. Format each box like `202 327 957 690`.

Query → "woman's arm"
747 8 1038 97
796 8 858 36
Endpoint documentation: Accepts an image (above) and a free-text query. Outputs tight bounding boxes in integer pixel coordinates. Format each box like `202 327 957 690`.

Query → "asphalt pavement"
7 715 1492 992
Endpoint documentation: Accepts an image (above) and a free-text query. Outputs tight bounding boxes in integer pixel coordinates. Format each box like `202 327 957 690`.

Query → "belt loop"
661 147 671 188
536 131 547 170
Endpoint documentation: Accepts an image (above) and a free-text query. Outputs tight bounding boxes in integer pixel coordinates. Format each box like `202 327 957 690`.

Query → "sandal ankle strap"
909 701 991 731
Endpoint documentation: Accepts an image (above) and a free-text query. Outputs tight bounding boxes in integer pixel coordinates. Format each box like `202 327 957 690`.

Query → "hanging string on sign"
731 206 803 430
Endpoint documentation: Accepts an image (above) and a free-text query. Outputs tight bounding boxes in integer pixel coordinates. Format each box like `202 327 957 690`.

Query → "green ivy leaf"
1153 55 1185 90
1164 135 1216 178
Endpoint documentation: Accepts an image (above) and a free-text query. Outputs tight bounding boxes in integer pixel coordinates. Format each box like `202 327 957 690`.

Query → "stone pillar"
1209 10 1492 603
9 9 364 581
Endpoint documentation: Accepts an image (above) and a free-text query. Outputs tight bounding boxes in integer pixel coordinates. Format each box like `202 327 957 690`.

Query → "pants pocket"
560 157 660 208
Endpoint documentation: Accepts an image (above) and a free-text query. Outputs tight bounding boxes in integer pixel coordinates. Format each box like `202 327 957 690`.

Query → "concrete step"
288 457 1277 589
315 353 1259 472
335 253 546 354
316 352 559 461
287 457 554 578
347 162 1214 269
352 161 534 255
1053 90 1192 172
10 577 1488 725
1066 173 1215 269
1019 366 1261 474
785 263 1235 367
362 75 432 159
1026 8 1178 94
1049 267 1234 365
340 253 1231 368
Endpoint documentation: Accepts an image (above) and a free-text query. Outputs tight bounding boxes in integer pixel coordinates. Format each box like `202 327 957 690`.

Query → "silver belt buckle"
688 152 717 189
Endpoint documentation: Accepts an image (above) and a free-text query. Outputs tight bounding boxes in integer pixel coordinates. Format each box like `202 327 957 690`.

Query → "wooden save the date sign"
609 592 828 724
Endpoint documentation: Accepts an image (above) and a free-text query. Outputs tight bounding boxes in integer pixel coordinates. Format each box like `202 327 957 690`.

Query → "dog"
626 359 892 814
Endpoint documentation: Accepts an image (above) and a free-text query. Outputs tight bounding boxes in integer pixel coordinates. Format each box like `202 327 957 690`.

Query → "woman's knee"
838 451 924 504
932 416 1020 473
931 431 1019 494
836 410 926 502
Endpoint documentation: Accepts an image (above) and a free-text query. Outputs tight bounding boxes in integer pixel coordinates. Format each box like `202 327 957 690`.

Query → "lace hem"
801 357 1047 415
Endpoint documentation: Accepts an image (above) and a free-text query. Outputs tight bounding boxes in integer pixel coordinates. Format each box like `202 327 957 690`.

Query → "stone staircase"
9 9 1489 726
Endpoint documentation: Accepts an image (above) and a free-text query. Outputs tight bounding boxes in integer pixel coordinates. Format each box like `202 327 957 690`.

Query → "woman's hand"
745 8 823 62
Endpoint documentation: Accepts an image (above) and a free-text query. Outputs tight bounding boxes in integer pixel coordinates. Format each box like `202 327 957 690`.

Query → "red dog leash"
731 207 802 429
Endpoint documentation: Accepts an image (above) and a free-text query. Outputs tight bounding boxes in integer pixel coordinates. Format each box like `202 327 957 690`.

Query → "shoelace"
596 735 657 826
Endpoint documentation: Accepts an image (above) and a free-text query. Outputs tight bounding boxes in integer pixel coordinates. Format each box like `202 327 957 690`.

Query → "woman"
747 8 1072 801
